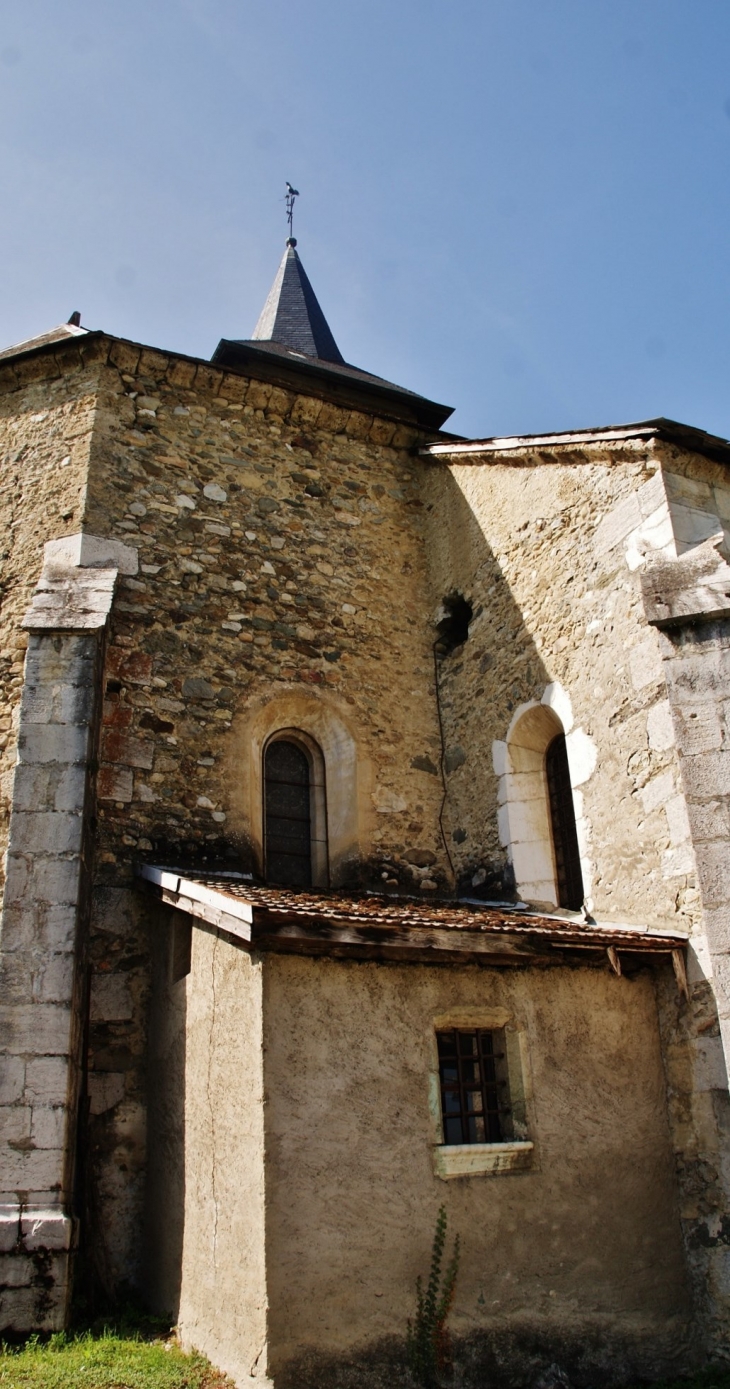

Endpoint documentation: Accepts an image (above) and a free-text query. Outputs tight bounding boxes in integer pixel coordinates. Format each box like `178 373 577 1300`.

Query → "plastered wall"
258 952 690 1387
145 918 269 1387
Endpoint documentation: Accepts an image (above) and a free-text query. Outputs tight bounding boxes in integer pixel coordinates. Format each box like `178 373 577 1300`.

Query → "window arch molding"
493 684 596 910
263 728 328 888
227 692 363 886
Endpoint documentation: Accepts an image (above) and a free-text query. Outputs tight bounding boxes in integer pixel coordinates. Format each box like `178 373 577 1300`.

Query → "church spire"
210 186 453 431
251 185 344 364
251 240 345 365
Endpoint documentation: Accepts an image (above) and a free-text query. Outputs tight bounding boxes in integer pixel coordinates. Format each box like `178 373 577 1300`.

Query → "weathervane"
285 181 299 245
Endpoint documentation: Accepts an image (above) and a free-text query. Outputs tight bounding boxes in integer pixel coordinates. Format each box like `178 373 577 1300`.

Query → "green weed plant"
407 1204 460 1388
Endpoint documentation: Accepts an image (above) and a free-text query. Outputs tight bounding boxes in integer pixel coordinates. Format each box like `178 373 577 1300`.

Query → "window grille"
264 739 312 887
545 733 584 911
437 1029 510 1145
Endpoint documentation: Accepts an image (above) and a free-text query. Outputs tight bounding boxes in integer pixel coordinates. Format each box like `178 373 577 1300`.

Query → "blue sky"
1 0 729 439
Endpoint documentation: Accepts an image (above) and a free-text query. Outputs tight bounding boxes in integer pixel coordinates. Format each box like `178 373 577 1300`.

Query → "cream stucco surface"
172 927 268 1387
256 953 690 1384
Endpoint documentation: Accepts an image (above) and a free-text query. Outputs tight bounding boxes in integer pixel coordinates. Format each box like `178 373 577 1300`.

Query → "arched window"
263 732 328 888
496 693 593 910
545 734 584 910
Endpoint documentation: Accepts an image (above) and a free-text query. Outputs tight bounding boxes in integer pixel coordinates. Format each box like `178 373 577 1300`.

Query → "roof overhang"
421 417 730 466
0 326 454 435
212 338 454 432
0 322 89 361
138 866 686 969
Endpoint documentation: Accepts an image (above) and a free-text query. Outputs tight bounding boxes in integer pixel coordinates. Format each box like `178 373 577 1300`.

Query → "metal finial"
285 182 299 244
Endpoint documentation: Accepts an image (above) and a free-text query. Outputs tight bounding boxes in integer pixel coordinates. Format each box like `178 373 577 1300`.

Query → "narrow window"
264 740 312 887
437 1029 511 1145
545 733 584 910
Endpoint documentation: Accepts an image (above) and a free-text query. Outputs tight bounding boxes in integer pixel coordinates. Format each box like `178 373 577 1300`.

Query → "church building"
1 228 730 1388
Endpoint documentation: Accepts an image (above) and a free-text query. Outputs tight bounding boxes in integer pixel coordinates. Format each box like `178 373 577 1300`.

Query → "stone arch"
228 691 364 885
493 683 596 910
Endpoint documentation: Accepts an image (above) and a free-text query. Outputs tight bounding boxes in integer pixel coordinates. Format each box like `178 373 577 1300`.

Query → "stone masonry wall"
0 345 102 888
423 439 730 1355
51 339 453 1290
83 343 448 883
422 442 702 931
3 333 730 1332
640 536 730 1350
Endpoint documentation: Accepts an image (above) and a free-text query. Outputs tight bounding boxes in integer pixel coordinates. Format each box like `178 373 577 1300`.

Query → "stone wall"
83 343 448 883
638 535 730 1351
0 544 123 1330
2 332 730 1359
0 346 101 885
56 338 454 1291
422 442 703 930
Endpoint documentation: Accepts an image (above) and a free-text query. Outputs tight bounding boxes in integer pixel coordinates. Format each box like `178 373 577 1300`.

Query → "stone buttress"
0 535 136 1328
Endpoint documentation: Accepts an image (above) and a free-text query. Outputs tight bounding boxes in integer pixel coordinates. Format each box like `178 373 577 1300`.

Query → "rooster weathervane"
285 182 299 244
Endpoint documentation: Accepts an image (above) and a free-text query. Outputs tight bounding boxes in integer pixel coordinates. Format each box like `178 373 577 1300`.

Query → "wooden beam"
607 946 622 977
156 885 253 946
672 947 689 1001
252 917 562 964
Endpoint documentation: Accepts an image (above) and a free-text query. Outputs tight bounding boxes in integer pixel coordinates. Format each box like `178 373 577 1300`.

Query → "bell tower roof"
211 208 454 431
251 239 344 365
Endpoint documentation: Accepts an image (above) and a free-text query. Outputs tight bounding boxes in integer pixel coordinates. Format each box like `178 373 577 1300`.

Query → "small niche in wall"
435 593 473 658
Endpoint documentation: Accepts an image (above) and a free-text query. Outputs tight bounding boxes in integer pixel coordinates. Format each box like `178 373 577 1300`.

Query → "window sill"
433 1140 534 1180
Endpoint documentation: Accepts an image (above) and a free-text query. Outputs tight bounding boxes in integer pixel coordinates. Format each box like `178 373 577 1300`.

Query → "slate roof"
212 239 455 431
139 866 686 964
251 240 345 363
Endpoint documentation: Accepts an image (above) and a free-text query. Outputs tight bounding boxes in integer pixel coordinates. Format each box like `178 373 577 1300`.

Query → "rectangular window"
437 1028 511 1145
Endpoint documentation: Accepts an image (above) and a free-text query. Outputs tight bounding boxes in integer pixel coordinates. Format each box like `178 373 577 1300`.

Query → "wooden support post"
607 946 622 977
672 947 689 1002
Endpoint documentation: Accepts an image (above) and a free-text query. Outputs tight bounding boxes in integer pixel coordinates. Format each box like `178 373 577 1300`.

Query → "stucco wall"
156 923 268 1387
260 953 691 1386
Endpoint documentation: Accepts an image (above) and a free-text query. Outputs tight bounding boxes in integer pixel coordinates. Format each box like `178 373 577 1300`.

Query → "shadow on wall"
142 901 189 1320
423 466 556 903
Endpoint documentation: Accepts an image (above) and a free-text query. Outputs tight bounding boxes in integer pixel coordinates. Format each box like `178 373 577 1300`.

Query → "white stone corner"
492 740 510 777
541 681 573 733
565 728 597 787
44 532 139 576
20 1206 74 1252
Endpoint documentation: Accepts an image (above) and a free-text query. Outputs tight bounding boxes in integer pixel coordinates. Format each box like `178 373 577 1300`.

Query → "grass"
2 1334 730 1389
0 1328 231 1389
